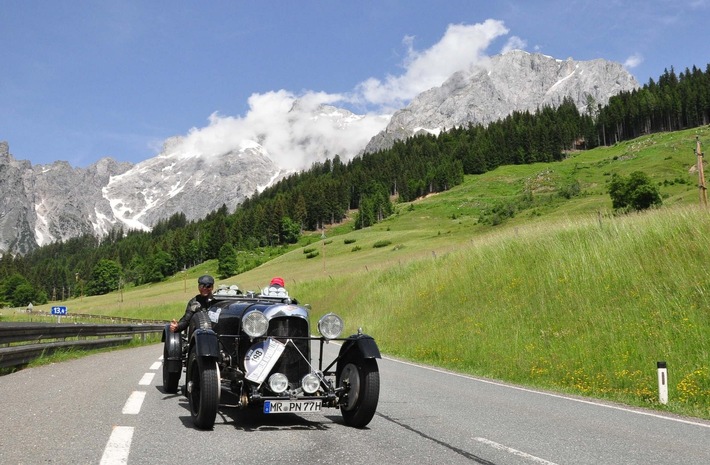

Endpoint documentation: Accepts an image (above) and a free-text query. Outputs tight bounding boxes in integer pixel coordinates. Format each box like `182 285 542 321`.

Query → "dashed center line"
100 426 134 465
139 372 155 385
122 390 146 415
101 356 163 464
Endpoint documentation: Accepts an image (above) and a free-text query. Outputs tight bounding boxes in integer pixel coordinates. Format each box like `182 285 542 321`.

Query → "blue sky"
1 0 708 168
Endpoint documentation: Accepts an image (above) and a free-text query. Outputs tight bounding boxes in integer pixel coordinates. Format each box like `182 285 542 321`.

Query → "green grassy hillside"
25 125 710 419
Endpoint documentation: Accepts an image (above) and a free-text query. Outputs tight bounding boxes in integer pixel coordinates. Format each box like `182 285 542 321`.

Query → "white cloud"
171 90 389 171
355 20 509 109
624 53 644 69
501 36 527 54
164 20 513 171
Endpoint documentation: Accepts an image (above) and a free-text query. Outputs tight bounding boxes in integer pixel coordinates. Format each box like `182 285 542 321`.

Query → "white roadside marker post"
657 361 668 405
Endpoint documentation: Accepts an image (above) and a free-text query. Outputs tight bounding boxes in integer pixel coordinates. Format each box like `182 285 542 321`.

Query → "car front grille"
269 317 310 387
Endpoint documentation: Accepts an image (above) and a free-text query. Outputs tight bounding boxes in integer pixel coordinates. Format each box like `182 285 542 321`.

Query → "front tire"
337 357 380 428
187 349 219 429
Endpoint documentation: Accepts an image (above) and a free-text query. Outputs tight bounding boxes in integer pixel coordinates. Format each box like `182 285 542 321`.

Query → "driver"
169 274 216 333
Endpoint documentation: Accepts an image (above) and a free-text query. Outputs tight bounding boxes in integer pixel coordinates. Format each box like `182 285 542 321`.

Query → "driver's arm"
171 299 199 332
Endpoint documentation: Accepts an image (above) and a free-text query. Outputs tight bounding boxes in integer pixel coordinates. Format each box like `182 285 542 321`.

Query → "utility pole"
321 228 326 273
696 136 707 207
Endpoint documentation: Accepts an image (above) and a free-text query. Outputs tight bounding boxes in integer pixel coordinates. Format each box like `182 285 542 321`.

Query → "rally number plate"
264 400 322 414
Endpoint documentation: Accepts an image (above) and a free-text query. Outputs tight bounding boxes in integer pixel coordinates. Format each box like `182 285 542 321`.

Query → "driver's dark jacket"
175 294 215 332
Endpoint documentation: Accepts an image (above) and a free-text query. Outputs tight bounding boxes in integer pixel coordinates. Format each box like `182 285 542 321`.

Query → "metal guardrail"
1 307 167 325
0 322 166 370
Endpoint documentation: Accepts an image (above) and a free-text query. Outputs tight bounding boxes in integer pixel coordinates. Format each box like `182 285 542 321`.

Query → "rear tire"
162 352 181 394
187 349 219 430
162 328 182 394
337 357 380 428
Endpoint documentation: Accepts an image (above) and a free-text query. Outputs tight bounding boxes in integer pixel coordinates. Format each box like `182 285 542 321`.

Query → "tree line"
597 65 710 144
1 63 708 306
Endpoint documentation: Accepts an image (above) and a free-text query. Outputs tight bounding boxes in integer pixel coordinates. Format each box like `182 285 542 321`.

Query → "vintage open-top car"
162 284 381 429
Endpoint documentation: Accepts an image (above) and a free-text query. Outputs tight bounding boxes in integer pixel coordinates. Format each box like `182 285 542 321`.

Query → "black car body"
162 286 380 429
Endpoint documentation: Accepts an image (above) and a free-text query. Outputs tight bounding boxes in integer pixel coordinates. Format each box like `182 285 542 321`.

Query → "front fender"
338 333 381 360
190 328 219 358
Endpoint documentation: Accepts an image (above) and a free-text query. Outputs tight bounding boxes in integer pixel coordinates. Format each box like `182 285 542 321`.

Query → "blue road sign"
51 306 67 316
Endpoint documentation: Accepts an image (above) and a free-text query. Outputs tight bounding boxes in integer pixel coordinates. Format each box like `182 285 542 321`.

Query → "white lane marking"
475 437 559 464
101 360 163 464
100 426 134 465
122 391 146 415
139 372 155 386
383 356 710 429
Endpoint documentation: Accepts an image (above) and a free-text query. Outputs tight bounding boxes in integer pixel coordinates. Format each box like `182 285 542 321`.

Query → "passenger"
261 277 298 303
170 275 216 333
262 276 287 297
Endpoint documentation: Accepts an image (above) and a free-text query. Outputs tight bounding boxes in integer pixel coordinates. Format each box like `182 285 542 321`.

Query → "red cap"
270 277 285 287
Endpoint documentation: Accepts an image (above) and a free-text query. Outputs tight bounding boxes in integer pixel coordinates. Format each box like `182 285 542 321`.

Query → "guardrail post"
657 361 668 404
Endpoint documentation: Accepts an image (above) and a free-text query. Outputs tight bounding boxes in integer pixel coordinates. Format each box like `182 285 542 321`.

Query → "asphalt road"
1 343 708 464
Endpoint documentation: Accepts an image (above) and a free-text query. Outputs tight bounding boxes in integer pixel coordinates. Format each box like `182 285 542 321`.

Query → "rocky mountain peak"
101 138 281 232
364 50 639 154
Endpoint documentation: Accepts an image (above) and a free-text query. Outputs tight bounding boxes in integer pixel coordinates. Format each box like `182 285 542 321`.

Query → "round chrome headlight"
318 313 344 339
242 311 269 338
268 373 289 393
301 373 321 394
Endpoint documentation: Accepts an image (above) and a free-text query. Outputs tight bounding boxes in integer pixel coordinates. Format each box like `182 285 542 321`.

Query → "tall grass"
293 206 710 418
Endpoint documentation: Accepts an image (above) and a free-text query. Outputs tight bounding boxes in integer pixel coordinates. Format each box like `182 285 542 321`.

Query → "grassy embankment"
25 126 710 419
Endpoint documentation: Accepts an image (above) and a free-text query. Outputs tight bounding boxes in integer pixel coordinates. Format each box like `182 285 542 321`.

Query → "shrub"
558 179 581 199
344 238 356 244
373 240 392 248
608 171 662 211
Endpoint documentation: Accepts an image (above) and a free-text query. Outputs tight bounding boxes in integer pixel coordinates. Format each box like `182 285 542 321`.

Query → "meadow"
20 125 710 419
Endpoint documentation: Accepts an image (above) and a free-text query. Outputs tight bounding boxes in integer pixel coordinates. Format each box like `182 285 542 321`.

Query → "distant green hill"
26 125 710 419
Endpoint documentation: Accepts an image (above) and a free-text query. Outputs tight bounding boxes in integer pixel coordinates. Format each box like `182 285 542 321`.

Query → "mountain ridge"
364 50 638 153
0 51 639 256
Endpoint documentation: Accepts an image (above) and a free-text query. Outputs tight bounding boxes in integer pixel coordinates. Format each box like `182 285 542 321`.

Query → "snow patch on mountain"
101 139 281 230
34 202 51 246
